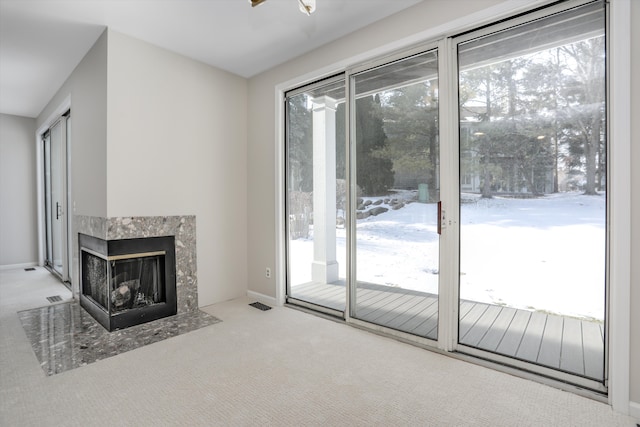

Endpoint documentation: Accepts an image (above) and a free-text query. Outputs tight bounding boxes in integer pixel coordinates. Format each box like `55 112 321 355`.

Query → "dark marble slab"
18 302 220 376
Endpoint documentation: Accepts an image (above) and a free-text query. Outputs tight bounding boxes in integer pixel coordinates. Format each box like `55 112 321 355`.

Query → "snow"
289 191 606 320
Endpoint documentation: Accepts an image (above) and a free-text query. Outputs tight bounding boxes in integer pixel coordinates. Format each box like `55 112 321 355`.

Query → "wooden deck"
289 281 604 381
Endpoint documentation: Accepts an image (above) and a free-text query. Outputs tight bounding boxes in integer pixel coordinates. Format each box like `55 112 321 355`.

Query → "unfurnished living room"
0 0 638 425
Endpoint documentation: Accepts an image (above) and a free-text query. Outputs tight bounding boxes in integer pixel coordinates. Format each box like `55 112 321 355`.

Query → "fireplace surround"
79 233 177 331
75 215 198 320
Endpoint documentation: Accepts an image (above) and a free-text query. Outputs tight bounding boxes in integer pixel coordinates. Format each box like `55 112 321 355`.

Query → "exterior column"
311 96 339 284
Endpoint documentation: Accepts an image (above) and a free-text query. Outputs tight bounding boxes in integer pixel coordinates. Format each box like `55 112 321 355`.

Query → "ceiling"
0 0 422 118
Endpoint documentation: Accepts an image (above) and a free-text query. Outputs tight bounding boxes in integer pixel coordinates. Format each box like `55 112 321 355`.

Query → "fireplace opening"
79 234 177 331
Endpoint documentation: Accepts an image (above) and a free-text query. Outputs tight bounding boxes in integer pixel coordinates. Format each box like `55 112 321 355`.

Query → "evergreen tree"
286 94 313 238
335 102 346 180
287 94 313 193
355 95 394 196
379 82 439 198
460 56 558 197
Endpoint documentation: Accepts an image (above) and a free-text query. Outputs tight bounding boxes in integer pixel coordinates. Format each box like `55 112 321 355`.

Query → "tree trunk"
481 160 492 198
481 71 493 198
583 109 601 195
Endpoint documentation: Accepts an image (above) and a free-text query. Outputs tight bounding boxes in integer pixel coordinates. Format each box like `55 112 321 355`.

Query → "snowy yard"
289 191 606 320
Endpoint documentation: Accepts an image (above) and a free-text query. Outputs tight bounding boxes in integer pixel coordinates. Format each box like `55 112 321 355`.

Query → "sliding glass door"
43 113 70 282
350 50 440 339
284 0 607 391
456 1 606 383
285 77 346 314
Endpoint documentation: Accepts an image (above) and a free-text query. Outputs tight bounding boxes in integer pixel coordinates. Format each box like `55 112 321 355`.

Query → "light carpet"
0 267 636 426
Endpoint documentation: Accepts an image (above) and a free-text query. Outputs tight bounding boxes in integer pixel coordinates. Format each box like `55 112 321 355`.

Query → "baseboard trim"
629 401 640 420
247 290 279 307
0 262 38 271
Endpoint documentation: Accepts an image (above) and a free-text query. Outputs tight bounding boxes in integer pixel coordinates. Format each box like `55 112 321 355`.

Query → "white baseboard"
0 261 38 271
629 401 640 421
247 290 279 307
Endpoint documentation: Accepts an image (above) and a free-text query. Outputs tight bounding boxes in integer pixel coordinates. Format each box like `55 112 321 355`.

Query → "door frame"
37 97 72 286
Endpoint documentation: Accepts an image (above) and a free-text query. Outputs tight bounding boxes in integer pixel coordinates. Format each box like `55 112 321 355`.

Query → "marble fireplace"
75 215 198 331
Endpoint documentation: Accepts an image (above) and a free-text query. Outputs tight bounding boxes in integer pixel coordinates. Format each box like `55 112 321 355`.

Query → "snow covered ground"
289 191 606 320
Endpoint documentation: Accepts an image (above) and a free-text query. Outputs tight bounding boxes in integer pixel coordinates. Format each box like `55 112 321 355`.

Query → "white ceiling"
0 0 422 118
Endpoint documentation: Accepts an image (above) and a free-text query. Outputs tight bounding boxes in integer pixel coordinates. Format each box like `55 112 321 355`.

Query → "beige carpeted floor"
0 267 636 426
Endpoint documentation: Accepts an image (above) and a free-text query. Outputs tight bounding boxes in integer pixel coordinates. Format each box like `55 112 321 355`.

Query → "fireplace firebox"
79 233 177 331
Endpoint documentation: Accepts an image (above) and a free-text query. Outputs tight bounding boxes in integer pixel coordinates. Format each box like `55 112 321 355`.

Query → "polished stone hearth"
18 301 220 376
15 214 215 376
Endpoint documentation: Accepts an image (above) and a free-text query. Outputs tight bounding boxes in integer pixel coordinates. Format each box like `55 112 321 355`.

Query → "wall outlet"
265 268 271 279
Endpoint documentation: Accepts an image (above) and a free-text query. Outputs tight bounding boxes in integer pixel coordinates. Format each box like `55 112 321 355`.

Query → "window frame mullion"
437 36 460 353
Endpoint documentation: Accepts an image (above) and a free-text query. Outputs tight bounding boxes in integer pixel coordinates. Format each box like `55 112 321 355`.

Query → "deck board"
290 284 334 301
560 317 584 375
582 320 604 380
357 291 407 318
458 301 475 319
411 312 438 339
355 288 396 310
478 307 517 352
374 294 431 326
459 303 489 339
537 314 564 368
460 304 502 347
289 282 345 311
291 282 331 298
495 309 531 356
387 296 437 330
399 298 439 331
516 311 547 362
353 288 380 304
288 282 604 380
363 293 425 323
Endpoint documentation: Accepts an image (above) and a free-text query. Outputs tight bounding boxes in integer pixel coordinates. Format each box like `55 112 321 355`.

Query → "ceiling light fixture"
249 0 316 16
298 0 316 15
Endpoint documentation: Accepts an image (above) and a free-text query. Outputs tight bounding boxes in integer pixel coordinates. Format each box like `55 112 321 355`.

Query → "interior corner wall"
0 114 38 267
37 30 108 219
105 30 248 306
628 0 640 411
246 0 507 299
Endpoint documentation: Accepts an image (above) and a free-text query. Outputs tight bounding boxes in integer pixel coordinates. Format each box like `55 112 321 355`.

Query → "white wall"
106 31 248 306
629 0 640 412
37 30 108 219
0 114 37 267
247 0 639 414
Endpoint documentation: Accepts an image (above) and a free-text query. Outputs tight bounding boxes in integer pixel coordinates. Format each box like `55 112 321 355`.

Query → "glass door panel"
49 120 64 276
44 131 53 268
43 115 69 281
285 77 346 313
66 115 72 282
352 51 440 339
457 2 606 381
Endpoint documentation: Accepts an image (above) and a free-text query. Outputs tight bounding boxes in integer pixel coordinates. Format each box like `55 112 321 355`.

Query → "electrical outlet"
265 268 271 279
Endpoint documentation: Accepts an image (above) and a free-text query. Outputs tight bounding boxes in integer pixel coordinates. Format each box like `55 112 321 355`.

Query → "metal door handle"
56 202 62 220
437 201 442 235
